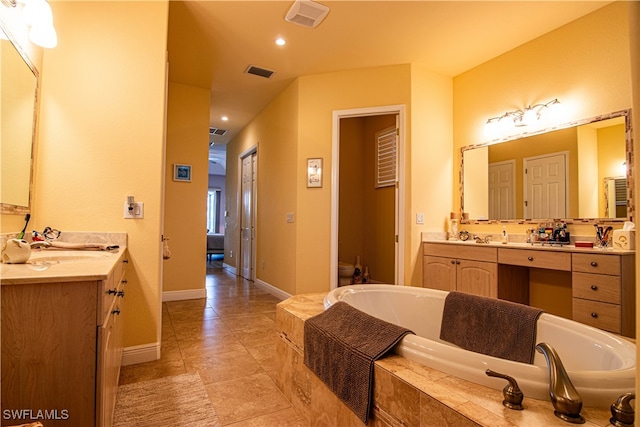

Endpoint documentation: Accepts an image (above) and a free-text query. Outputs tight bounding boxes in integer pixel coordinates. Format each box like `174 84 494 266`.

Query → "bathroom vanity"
0 243 127 427
422 241 636 337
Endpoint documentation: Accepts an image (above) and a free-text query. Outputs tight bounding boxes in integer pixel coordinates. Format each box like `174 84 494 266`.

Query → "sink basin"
28 251 114 263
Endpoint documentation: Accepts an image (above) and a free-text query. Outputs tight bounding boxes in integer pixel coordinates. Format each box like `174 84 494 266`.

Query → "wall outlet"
286 212 295 223
124 201 144 219
416 213 425 224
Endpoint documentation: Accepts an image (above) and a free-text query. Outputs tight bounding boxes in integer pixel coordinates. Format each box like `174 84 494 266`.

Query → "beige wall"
163 82 209 294
27 1 168 349
226 81 300 295
453 1 634 237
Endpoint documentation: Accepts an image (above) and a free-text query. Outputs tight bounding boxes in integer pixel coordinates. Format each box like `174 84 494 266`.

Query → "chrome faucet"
30 241 51 249
535 343 585 424
473 235 492 244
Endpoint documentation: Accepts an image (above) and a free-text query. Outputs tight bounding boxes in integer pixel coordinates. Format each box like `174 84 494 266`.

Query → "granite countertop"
0 232 127 285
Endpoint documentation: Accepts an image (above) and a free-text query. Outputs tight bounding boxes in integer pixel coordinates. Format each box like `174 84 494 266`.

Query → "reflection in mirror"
461 110 632 224
0 37 38 214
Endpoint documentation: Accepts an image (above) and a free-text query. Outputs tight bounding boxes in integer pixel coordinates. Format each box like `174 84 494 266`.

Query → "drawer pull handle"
456 260 461 265
527 256 534 261
123 259 129 264
117 290 125 297
450 260 456 265
121 279 128 285
107 289 117 295
591 312 598 318
591 285 598 291
112 308 121 315
590 261 598 267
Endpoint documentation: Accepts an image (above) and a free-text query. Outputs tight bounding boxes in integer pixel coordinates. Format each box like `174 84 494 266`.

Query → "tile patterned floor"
118 266 305 426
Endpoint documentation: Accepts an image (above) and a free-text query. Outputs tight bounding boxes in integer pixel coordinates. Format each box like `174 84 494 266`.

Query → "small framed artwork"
173 164 192 182
307 158 323 188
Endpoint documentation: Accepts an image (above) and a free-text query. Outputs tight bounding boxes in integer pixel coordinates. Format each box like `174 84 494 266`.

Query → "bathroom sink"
28 251 114 263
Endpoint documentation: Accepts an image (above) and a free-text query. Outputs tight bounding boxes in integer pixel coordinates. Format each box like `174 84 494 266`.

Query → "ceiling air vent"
285 0 329 28
245 65 275 79
209 127 228 136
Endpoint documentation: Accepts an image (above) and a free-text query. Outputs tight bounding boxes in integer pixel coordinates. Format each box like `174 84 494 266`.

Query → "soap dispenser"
501 226 508 244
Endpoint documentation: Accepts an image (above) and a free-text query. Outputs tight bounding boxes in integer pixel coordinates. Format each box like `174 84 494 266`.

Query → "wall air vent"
285 0 329 28
209 127 228 136
245 65 275 79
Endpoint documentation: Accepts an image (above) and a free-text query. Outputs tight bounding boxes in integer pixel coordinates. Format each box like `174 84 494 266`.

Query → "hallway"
118 266 304 426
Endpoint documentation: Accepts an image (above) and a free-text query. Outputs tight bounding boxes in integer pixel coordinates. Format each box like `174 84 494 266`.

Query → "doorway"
330 105 406 289
523 151 568 219
239 148 257 280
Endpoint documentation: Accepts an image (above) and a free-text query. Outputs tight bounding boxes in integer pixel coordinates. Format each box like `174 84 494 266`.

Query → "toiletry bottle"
362 267 369 283
449 212 459 240
353 256 362 284
501 226 508 244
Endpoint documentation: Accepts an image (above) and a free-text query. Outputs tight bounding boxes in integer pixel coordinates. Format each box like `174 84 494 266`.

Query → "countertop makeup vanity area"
0 233 128 427
422 239 636 338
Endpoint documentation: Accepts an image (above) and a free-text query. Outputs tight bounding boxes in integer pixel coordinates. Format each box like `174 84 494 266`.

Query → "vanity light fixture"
484 98 564 141
2 0 58 48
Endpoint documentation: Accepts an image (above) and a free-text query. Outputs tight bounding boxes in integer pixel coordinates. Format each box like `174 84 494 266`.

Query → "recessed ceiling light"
221 116 229 121
275 37 286 46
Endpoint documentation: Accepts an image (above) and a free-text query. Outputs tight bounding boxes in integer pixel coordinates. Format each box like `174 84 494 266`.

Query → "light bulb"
29 22 57 48
484 119 500 141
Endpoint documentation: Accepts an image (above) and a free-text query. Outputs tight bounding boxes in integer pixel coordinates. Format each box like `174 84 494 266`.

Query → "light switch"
124 201 144 219
286 212 295 223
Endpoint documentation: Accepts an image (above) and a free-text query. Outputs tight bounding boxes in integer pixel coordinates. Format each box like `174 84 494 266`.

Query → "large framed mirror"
460 109 633 224
0 29 39 215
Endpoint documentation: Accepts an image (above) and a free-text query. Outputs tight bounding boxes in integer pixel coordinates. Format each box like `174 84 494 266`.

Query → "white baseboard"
223 262 236 274
255 278 291 301
162 288 207 302
121 342 160 366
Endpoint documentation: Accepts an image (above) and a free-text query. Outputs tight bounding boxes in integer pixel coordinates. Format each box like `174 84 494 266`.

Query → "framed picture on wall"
307 158 322 188
173 164 192 182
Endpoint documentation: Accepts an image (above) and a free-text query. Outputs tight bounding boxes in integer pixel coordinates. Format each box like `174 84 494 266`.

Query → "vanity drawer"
572 272 620 304
423 243 497 262
497 248 571 271
572 298 620 333
572 253 620 276
98 271 118 326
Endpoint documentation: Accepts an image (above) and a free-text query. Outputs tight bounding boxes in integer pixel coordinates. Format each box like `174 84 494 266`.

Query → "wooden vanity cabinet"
423 243 498 298
571 253 635 337
0 252 128 427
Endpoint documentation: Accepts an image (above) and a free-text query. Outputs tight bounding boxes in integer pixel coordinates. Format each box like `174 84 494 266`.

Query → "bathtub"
324 284 636 408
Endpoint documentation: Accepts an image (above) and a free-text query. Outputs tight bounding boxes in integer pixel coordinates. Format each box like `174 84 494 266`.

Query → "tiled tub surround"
1 232 127 427
276 294 613 427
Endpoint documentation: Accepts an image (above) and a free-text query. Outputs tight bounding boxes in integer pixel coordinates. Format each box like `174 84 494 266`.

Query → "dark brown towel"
304 302 413 424
439 292 544 364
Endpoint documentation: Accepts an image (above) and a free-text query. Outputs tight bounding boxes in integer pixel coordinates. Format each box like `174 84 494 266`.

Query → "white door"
524 152 568 219
240 151 257 280
488 160 515 220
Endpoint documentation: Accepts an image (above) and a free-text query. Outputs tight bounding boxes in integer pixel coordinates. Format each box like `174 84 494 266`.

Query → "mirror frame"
460 109 633 225
0 22 39 215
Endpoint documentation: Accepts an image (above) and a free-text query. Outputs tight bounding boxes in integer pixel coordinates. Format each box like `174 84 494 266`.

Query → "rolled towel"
48 241 119 251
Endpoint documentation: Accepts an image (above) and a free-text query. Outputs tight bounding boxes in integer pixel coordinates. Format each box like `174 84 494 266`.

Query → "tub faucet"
535 343 585 424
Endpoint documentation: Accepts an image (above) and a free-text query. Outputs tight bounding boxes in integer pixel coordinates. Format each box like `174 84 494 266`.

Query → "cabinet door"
423 256 456 291
97 309 121 427
457 260 498 298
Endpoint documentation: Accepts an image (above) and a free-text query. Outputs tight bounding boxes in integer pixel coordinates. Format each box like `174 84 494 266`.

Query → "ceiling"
166 1 611 173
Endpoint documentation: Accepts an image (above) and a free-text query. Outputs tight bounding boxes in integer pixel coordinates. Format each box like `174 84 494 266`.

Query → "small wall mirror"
0 35 38 214
461 110 633 224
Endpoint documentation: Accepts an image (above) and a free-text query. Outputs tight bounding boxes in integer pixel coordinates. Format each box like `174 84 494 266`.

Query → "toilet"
338 261 355 287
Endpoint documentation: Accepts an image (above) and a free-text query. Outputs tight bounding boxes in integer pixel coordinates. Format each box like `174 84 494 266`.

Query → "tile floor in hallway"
118 264 305 426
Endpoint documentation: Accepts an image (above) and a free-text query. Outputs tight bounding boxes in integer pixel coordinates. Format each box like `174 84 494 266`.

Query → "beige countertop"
0 248 126 285
422 238 635 255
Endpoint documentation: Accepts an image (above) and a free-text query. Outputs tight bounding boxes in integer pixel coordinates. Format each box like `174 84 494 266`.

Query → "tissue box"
612 230 635 250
